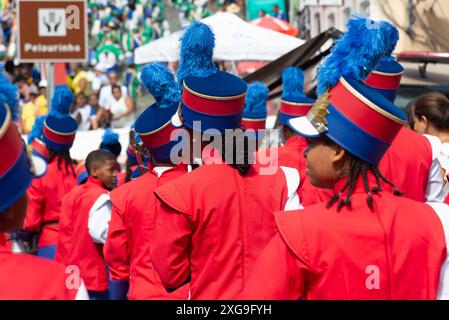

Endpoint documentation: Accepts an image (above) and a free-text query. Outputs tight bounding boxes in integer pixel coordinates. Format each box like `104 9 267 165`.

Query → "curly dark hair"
47 148 76 178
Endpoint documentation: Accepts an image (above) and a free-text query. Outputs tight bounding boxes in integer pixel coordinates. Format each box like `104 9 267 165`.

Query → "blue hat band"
0 150 34 212
372 87 397 103
149 138 186 161
325 104 390 165
77 171 88 185
181 102 243 134
280 113 298 127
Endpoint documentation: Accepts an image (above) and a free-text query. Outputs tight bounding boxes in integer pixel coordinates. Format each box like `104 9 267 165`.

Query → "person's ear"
331 144 346 165
89 165 98 179
421 115 429 130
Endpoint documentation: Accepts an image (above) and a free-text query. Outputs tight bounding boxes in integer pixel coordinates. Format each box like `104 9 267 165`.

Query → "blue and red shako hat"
364 24 404 102
290 77 406 165
280 67 315 128
100 128 122 158
43 86 78 152
177 22 247 134
27 116 49 161
242 82 268 140
289 16 407 165
75 163 88 185
364 57 404 102
0 70 46 211
135 63 183 161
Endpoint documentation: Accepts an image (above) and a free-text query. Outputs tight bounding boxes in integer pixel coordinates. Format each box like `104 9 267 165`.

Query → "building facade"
296 0 449 52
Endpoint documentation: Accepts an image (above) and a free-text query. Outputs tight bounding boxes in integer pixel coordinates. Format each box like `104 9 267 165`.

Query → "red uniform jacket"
0 248 78 299
104 164 190 300
257 136 307 201
275 136 308 200
0 232 10 252
245 176 447 300
379 128 433 202
151 161 291 300
302 128 435 207
55 177 109 291
117 171 126 187
24 158 77 247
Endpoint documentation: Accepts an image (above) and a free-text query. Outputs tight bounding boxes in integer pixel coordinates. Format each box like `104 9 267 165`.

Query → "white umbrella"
134 12 304 64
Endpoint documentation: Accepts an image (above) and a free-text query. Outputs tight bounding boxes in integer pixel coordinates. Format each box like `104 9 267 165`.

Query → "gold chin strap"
129 129 150 175
306 90 331 134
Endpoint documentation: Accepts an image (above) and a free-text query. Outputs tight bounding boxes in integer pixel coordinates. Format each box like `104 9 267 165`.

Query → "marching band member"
241 81 268 146
150 22 301 300
273 67 315 202
23 86 79 260
302 17 445 206
100 128 122 159
405 93 449 199
244 18 449 300
364 29 444 203
0 70 88 300
104 63 189 300
56 150 117 300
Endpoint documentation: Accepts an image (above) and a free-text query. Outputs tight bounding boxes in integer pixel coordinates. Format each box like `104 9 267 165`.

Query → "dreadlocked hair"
221 126 253 176
326 154 404 212
48 148 76 178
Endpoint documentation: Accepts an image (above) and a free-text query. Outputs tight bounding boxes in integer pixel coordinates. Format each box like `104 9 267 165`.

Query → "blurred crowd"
0 0 179 134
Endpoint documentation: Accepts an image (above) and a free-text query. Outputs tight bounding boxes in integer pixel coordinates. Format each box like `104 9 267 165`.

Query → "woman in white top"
109 85 135 129
408 92 449 198
71 93 98 131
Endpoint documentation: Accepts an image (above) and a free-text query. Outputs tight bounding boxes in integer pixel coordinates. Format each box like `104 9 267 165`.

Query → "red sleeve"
23 178 44 233
54 193 73 264
104 204 130 281
151 181 193 291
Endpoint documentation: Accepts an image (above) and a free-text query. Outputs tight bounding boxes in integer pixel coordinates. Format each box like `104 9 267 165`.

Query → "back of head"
85 150 117 176
412 92 449 132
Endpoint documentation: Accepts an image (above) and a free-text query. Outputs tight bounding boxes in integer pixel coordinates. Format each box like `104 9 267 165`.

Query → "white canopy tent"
134 12 304 64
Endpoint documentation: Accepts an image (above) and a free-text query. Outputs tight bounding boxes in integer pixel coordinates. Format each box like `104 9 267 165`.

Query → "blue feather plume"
139 63 181 109
0 67 19 121
282 67 305 99
49 85 75 118
177 21 217 84
27 116 46 144
385 23 399 56
317 15 397 95
244 82 268 117
102 128 120 145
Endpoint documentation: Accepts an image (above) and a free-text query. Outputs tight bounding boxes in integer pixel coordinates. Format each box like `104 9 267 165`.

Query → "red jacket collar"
333 173 378 196
85 176 107 189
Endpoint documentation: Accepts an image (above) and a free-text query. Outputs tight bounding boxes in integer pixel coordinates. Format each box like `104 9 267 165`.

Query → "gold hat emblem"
306 90 330 133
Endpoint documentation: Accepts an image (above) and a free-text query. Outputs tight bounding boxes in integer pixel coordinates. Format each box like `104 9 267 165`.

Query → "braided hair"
221 126 252 176
316 137 404 211
48 148 76 178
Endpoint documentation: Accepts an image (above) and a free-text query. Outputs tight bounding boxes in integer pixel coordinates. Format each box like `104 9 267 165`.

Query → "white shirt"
424 135 446 202
426 202 449 300
437 142 449 198
280 166 303 211
87 193 111 244
99 85 128 110
110 96 135 129
72 104 96 131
